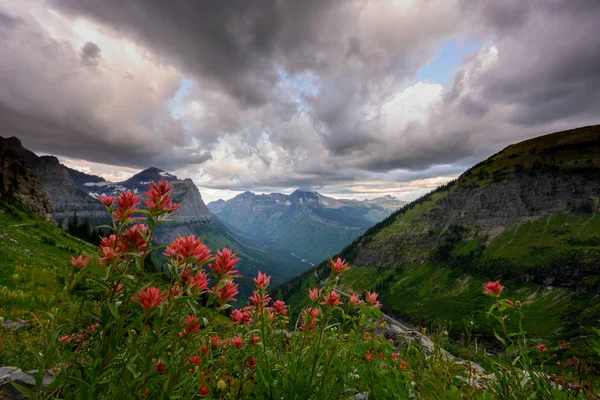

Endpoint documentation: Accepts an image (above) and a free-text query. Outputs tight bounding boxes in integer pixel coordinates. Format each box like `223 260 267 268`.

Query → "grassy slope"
0 200 101 367
276 126 600 348
0 200 98 318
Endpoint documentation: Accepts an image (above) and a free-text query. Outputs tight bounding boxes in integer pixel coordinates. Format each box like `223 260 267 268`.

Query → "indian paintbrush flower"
131 287 166 310
71 254 91 271
144 180 180 215
164 235 212 266
308 287 321 302
329 257 350 275
114 191 141 223
209 248 240 279
484 281 504 296
215 280 239 305
365 291 382 308
253 270 271 290
271 300 288 316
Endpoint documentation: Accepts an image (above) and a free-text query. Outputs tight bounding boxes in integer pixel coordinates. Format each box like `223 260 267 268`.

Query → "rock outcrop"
0 137 53 220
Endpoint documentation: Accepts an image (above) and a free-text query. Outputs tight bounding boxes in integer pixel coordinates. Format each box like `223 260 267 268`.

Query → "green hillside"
275 125 600 347
0 199 100 367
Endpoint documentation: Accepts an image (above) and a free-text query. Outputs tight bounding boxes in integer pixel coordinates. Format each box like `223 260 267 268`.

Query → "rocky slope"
0 137 53 220
208 190 404 263
2 136 106 225
275 125 600 343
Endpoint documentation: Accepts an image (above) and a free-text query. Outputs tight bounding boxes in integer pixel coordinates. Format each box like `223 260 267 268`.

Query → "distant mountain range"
208 190 406 263
275 125 600 345
0 135 406 298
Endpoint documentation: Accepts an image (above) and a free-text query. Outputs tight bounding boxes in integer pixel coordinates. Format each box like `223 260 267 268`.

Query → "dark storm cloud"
51 0 334 108
80 41 101 65
0 0 599 193
456 0 600 126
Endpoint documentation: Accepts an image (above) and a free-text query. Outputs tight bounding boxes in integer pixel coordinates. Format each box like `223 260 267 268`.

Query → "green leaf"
108 302 122 323
11 382 33 398
242 380 254 396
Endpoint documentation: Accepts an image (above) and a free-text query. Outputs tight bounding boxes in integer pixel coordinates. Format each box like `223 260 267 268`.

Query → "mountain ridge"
274 125 600 344
208 189 406 263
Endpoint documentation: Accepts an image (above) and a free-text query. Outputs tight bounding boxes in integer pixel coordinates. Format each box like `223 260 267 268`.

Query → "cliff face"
2 137 106 224
0 137 53 220
349 125 600 290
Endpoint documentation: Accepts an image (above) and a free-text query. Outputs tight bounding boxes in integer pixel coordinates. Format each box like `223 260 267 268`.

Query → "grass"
335 262 600 353
0 200 102 368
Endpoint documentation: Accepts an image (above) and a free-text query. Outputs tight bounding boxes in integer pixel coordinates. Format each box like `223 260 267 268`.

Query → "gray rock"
1 319 29 329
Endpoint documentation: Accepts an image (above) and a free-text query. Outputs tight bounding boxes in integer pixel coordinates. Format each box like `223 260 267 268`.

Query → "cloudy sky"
1 0 599 203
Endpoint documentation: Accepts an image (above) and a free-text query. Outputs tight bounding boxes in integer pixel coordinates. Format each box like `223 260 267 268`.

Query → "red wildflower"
246 357 257 368
271 300 288 316
253 271 271 290
169 286 183 298
87 323 100 332
400 360 408 370
366 352 375 361
198 386 209 396
97 195 115 208
201 346 208 355
538 344 547 352
114 191 141 223
210 334 228 347
144 180 180 215
59 335 72 345
118 224 148 254
71 254 91 271
321 290 343 307
98 234 123 266
188 355 202 366
391 352 399 361
300 307 320 331
249 290 271 309
251 336 260 345
231 309 252 326
131 287 165 310
308 287 321 302
365 291 382 308
189 271 210 293
164 235 212 266
155 360 166 375
329 257 350 275
209 248 240 279
215 280 239 305
349 293 363 306
185 316 201 333
232 336 244 349
506 300 515 307
484 281 504 296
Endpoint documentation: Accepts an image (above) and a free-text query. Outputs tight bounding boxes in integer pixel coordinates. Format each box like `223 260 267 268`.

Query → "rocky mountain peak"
124 167 177 185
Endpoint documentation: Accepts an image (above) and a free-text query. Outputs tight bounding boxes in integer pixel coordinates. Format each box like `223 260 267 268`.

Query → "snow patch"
84 181 114 187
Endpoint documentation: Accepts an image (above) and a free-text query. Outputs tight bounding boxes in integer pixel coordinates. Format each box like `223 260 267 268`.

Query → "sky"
1 0 599 204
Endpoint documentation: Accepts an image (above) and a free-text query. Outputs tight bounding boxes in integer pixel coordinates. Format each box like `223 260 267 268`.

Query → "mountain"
0 137 53 220
274 125 600 344
208 190 404 263
1 137 308 296
82 166 212 223
1 136 106 225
